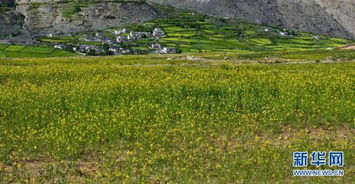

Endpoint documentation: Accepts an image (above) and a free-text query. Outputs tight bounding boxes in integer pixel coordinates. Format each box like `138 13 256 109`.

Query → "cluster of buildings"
52 27 177 55
46 32 72 38
264 28 296 37
79 33 115 44
114 28 165 42
264 28 320 39
74 45 130 55
149 43 177 54
54 44 130 55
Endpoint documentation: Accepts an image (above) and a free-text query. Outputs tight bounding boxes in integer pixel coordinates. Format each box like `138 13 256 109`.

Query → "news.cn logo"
292 151 344 176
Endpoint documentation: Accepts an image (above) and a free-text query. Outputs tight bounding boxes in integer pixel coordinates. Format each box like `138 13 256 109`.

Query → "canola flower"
0 58 354 183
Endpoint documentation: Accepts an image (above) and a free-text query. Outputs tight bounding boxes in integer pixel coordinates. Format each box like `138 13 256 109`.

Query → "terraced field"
33 4 353 56
0 44 77 58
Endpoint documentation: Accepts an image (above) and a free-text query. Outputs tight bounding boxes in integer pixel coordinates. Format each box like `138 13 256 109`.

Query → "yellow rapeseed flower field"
0 54 354 183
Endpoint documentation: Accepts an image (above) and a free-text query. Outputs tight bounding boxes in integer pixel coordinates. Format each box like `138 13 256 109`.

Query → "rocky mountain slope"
148 0 355 39
1 0 354 43
0 0 159 43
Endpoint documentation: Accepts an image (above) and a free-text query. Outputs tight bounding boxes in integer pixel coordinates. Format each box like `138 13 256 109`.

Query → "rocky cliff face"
148 0 355 39
0 0 159 43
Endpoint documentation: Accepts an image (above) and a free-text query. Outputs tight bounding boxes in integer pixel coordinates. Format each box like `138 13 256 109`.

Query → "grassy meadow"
0 53 354 183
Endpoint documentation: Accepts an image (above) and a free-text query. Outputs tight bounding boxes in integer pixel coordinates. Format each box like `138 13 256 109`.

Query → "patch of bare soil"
338 44 355 50
0 154 102 183
213 124 353 150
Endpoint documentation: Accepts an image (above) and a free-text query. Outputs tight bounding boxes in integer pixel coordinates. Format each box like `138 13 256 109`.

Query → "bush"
62 4 81 18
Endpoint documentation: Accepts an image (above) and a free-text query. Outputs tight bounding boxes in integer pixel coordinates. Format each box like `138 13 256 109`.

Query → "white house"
279 32 287 36
149 43 162 50
158 47 176 54
313 36 320 40
153 28 165 37
116 36 128 42
54 44 65 49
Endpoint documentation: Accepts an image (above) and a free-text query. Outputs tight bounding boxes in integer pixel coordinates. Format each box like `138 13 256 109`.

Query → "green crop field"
0 44 77 58
0 52 354 183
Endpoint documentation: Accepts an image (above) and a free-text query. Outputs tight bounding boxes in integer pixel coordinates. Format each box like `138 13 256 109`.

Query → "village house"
114 28 127 35
109 45 121 55
95 33 105 40
73 45 102 55
279 32 287 36
80 36 93 42
116 36 128 42
149 43 162 50
127 34 137 41
158 47 176 54
103 38 115 45
141 32 153 38
152 28 165 37
130 32 143 40
54 44 65 49
313 36 320 40
132 49 148 55
55 31 65 36
264 28 273 32
120 48 130 54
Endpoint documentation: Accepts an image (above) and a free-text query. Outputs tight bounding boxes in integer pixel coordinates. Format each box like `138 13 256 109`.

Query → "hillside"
1 3 353 58
0 0 159 44
148 0 355 39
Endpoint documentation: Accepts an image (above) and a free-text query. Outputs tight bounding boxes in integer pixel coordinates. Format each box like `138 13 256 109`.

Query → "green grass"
0 45 8 51
22 46 55 54
5 45 25 52
0 55 353 183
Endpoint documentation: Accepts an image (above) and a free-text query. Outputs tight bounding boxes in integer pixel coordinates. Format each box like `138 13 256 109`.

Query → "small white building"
149 43 162 50
54 44 65 49
158 47 176 54
313 36 320 40
152 28 165 37
114 28 127 35
116 36 128 42
279 32 287 36
109 45 121 54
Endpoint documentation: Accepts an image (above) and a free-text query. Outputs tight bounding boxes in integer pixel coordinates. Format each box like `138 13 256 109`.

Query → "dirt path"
338 44 355 50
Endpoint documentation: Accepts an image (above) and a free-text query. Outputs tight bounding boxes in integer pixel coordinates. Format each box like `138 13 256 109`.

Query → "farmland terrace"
1 4 354 58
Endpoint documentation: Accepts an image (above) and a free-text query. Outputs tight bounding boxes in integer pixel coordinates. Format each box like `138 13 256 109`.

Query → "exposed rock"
0 11 24 37
1 0 354 43
148 0 355 39
17 2 159 35
0 0 14 5
0 0 160 42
